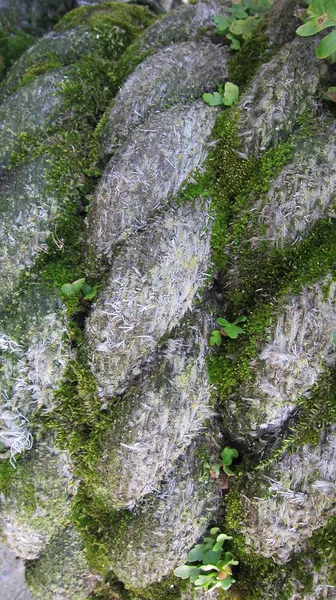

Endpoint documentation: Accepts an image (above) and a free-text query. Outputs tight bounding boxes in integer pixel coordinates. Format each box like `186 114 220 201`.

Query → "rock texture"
0 1 335 599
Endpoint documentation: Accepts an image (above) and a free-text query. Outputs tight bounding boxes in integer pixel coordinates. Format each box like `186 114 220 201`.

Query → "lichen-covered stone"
224 279 336 446
92 322 213 508
139 0 224 50
87 199 212 398
238 37 321 155
89 102 216 253
0 28 100 98
0 70 67 173
246 116 336 249
240 431 336 562
100 41 229 154
0 157 59 301
266 0 302 48
108 435 222 587
0 0 75 34
25 526 98 600
0 440 76 559
0 288 72 459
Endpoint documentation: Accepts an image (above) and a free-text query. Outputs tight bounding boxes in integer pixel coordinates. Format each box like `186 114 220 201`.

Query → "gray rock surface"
89 102 216 254
101 41 229 154
0 541 33 600
87 199 212 398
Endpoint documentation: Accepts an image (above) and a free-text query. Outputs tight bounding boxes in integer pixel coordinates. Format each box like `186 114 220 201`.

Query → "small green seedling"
61 278 98 301
203 81 239 107
296 0 336 62
221 447 239 476
210 315 247 346
174 527 238 593
214 0 271 51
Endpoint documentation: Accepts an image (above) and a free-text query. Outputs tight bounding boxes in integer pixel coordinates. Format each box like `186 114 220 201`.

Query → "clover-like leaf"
210 330 222 346
202 549 222 565
203 92 223 106
221 447 239 466
227 33 242 50
61 283 75 295
228 5 249 19
316 27 336 57
200 564 220 572
222 81 239 106
71 278 86 293
296 14 336 36
214 14 233 32
174 565 193 579
217 533 233 542
224 323 245 338
218 576 236 590
234 315 247 324
217 317 230 327
83 285 98 301
187 544 206 563
229 15 260 40
210 527 221 536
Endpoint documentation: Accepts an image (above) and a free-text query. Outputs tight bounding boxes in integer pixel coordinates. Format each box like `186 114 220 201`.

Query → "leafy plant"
296 0 336 62
174 527 238 593
214 0 271 51
210 315 247 346
61 278 98 300
203 81 239 107
209 446 239 479
221 446 239 476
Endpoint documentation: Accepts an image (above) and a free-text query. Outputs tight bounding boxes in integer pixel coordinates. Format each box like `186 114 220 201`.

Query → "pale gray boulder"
89 102 216 255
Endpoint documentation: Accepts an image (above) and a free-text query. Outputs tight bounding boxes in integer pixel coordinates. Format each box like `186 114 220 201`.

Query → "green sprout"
210 315 247 346
209 447 239 479
214 0 271 51
296 0 336 62
203 81 239 107
61 278 98 301
174 528 238 593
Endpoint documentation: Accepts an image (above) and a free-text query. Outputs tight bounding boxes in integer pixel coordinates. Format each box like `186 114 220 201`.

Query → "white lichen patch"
251 117 336 248
0 441 76 560
238 37 321 155
0 311 73 462
89 101 216 254
94 322 213 508
101 41 229 154
110 435 222 587
87 199 212 398
0 157 60 302
242 430 336 562
0 70 68 173
226 279 336 444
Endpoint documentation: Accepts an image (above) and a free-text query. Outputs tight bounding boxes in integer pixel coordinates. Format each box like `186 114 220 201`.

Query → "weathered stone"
0 540 33 600
101 41 229 154
108 434 222 587
238 37 321 155
240 431 336 562
0 440 76 559
25 526 97 600
87 198 212 398
0 157 59 301
89 102 216 254
92 322 213 508
224 279 336 446
0 288 72 460
244 116 336 249
0 70 67 173
0 27 99 99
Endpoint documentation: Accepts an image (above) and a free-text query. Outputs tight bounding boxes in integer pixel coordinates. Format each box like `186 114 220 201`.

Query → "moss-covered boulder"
0 0 336 599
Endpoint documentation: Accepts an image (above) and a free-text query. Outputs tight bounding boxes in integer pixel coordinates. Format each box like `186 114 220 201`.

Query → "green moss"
129 575 186 600
54 2 156 33
0 459 15 495
228 21 275 92
17 56 63 88
0 25 34 79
